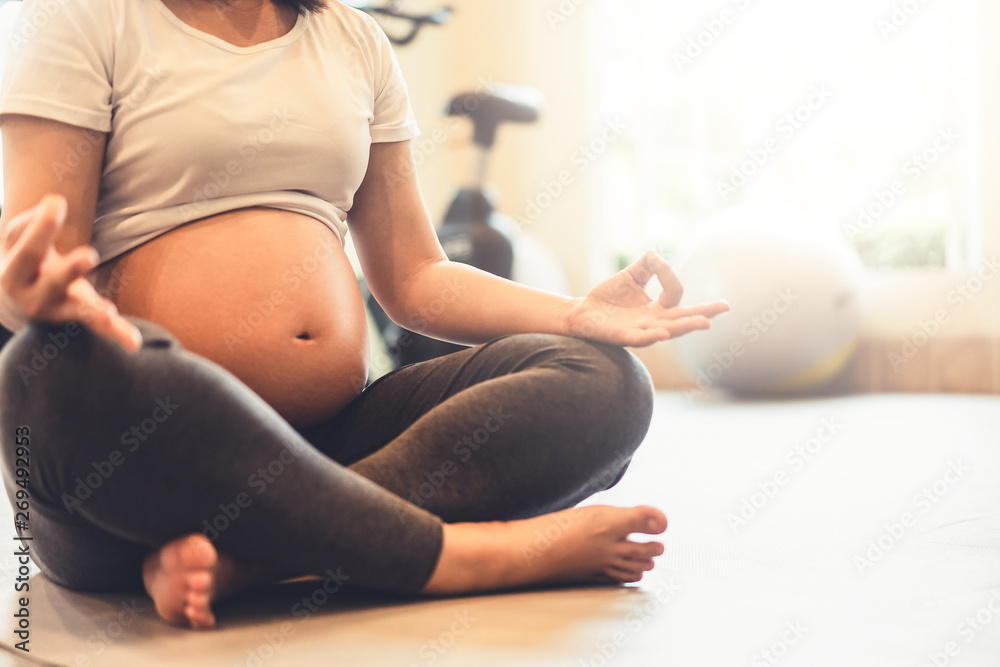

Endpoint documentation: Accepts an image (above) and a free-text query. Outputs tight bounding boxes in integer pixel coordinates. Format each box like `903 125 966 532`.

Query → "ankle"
422 522 511 595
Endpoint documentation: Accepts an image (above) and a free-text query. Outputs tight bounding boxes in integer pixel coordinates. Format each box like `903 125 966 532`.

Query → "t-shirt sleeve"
367 21 419 143
0 0 115 133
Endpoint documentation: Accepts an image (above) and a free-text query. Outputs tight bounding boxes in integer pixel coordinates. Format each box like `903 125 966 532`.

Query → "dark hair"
274 0 328 16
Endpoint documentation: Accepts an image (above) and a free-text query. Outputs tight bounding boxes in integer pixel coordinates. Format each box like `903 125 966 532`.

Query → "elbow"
370 279 429 335
382 259 461 336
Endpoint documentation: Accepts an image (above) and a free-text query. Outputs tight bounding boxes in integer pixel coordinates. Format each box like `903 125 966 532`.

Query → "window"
589 0 980 271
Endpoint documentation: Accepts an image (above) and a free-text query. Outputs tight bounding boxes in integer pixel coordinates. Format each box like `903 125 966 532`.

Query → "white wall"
393 0 603 294
397 0 999 341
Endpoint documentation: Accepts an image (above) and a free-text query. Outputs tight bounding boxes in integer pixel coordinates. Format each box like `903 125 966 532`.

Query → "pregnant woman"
0 0 728 629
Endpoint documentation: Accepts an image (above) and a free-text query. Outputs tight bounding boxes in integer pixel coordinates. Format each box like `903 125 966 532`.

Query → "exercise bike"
353 2 565 372
350 1 452 45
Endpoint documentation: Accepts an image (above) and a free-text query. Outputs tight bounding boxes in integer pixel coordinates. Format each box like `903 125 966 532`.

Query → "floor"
0 392 997 666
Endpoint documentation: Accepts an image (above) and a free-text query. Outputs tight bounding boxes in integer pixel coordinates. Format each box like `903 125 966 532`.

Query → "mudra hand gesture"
566 250 730 347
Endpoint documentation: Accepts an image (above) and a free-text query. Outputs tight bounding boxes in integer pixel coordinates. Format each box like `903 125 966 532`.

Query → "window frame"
583 0 999 338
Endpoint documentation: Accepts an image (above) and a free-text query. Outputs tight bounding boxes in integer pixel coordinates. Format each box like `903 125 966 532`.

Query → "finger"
64 280 143 353
81 298 143 354
628 251 683 308
1 194 61 253
4 195 67 287
109 312 144 353
622 328 673 348
661 300 731 320
622 250 662 288
662 316 712 338
647 254 684 309
38 245 100 305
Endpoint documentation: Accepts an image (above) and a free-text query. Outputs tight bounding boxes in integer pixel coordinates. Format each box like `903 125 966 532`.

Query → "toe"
187 570 213 592
605 566 645 583
181 534 218 570
620 541 663 561
185 604 216 630
617 506 667 537
634 558 656 572
187 590 211 609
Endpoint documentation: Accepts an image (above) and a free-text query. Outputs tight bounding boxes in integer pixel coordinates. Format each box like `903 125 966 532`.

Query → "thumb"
625 251 683 307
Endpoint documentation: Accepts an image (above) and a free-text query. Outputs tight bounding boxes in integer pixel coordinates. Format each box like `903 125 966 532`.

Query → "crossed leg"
0 318 665 629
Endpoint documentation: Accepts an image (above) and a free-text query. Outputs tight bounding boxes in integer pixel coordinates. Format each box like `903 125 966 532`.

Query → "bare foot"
421 505 667 595
143 506 666 626
141 534 249 629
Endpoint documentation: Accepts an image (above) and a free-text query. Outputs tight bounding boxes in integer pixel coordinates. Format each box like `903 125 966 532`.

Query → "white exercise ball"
669 205 865 395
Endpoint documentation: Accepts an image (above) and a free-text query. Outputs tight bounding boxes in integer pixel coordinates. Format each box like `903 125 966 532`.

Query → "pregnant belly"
91 208 370 428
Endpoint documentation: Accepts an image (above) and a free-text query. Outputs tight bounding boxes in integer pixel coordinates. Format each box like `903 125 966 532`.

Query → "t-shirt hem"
92 193 350 264
0 96 110 133
370 121 420 144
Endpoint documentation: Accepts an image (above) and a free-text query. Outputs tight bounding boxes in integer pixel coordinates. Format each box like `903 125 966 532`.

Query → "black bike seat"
446 85 543 148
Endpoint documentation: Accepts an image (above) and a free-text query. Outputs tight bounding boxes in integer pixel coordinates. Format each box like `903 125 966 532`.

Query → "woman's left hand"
565 251 730 347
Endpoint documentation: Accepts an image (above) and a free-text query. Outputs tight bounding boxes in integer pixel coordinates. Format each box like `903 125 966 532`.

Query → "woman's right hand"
0 194 142 353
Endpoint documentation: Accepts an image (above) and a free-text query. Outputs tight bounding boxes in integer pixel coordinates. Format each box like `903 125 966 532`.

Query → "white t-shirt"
0 0 420 263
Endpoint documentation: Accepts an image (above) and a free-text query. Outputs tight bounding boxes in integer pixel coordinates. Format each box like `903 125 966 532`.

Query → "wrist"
558 296 586 338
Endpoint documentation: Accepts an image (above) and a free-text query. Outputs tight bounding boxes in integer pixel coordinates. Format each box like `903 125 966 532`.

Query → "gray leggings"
0 317 653 594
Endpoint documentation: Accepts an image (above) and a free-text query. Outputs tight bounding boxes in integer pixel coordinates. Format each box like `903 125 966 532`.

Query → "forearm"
393 259 582 345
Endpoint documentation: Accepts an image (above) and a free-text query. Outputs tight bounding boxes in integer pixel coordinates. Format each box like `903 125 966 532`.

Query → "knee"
503 333 655 450
0 317 179 445
0 317 178 396
0 320 92 400
0 318 182 498
566 337 655 450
